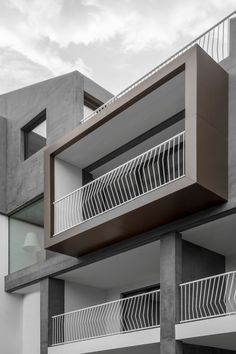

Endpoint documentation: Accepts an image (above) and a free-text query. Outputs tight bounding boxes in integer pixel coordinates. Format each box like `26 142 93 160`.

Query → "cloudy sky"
0 0 235 95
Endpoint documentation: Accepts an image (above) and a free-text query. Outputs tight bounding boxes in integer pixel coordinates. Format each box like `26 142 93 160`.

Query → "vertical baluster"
167 139 171 182
216 24 220 62
184 284 187 322
211 29 215 59
222 20 225 59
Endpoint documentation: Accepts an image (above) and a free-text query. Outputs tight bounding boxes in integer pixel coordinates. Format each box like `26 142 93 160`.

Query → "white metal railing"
180 270 236 322
53 131 185 235
81 11 236 124
51 289 160 346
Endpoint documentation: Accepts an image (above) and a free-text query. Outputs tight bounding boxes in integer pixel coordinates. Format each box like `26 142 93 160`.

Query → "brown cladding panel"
47 183 224 257
196 46 228 199
44 45 228 257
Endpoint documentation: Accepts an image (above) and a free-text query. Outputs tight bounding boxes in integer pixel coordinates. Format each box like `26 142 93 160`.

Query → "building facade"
1 11 236 354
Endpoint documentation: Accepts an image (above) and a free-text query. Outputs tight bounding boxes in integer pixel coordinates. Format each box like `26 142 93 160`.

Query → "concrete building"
1 11 236 354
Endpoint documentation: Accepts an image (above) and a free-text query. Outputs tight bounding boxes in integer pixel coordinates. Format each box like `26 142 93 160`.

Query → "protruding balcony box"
44 45 228 257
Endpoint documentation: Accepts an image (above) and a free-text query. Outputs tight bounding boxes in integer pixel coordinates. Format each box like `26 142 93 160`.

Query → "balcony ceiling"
182 213 236 257
89 343 160 354
58 71 185 170
56 240 160 289
184 334 236 353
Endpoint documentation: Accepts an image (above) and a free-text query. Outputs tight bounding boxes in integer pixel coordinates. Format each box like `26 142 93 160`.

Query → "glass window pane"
9 199 45 273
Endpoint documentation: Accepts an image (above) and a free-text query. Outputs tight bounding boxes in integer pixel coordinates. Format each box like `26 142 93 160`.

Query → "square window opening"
22 110 47 160
83 92 103 119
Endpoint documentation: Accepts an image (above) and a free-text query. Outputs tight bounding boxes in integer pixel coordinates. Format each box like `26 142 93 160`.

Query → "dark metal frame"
84 91 103 111
22 109 47 160
121 283 160 298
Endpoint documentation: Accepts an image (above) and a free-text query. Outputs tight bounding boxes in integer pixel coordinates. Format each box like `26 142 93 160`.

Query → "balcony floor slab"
176 314 236 351
49 328 160 354
47 178 225 257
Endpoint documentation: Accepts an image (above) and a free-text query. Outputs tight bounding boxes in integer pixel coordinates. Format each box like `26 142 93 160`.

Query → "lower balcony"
50 290 160 353
177 270 236 352
180 270 236 323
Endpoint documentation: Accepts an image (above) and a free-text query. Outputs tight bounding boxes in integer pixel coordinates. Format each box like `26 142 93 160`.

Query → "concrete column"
0 117 7 213
160 232 182 354
40 278 64 354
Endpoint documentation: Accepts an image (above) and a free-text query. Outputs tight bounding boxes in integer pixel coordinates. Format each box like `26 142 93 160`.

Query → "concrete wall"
64 272 160 312
22 290 40 354
0 71 112 213
64 281 107 312
54 158 82 200
182 240 225 283
222 19 236 204
83 76 113 104
0 117 7 213
106 273 160 302
226 255 236 272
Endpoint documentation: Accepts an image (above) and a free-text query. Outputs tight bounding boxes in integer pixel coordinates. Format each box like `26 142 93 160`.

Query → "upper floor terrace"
44 14 234 257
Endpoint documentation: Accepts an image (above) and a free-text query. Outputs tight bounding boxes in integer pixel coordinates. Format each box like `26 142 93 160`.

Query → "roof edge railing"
81 11 236 125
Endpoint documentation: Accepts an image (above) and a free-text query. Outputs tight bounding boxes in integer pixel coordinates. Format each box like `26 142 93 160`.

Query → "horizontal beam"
5 199 235 293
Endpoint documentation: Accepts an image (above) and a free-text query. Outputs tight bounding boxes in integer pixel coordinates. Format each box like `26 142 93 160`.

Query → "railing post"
160 231 182 354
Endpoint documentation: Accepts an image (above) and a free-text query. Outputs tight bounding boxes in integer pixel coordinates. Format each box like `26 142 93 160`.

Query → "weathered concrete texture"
40 278 64 354
161 339 183 354
84 75 113 104
0 71 112 213
221 18 236 204
0 116 7 213
182 240 225 283
160 232 183 354
184 343 236 354
160 234 226 354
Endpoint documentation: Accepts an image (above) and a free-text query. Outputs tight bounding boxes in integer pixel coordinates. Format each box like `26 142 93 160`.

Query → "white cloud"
6 0 234 51
76 0 236 52
6 0 236 51
0 48 51 93
0 0 235 93
0 0 92 92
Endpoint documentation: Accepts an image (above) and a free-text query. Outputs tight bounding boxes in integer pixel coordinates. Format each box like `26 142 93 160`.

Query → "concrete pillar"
160 232 182 354
40 278 64 354
0 117 7 213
